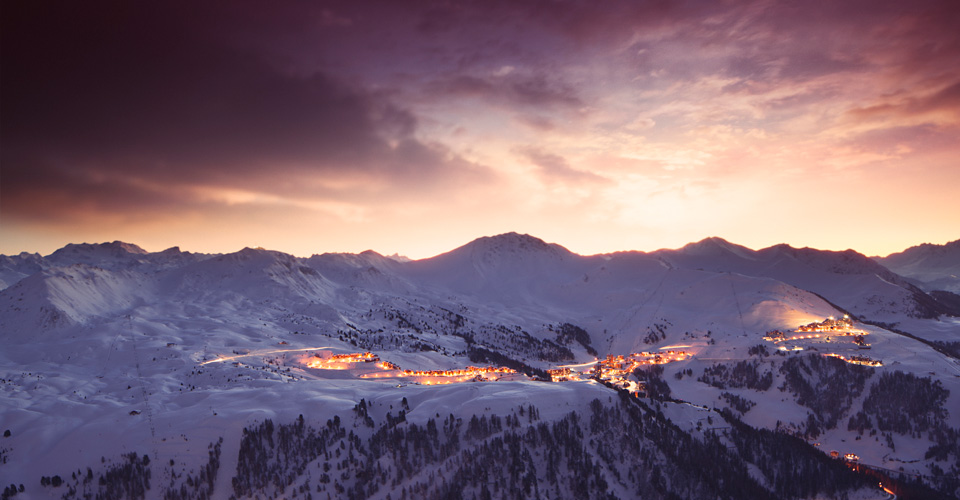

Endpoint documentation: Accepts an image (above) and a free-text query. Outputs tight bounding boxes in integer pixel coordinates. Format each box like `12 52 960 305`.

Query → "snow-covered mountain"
654 237 950 322
0 252 45 290
1 234 958 500
875 239 960 294
0 242 212 290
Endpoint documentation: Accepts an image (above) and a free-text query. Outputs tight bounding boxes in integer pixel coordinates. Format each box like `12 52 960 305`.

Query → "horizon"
3 231 956 261
3 1 959 260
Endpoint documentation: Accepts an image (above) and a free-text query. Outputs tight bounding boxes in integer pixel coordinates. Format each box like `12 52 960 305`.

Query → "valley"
1 234 958 500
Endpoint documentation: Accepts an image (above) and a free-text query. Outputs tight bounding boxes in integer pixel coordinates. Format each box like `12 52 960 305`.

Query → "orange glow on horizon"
3 3 957 260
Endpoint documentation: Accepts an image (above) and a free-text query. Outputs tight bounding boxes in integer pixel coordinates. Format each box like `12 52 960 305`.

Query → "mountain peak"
678 237 755 259
106 241 148 254
463 232 569 256
880 238 960 261
686 236 732 247
228 246 295 262
51 241 148 258
44 241 150 270
358 249 412 263
874 238 960 294
384 253 412 263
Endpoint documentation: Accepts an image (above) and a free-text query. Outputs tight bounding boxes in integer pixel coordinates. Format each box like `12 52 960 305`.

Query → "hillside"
1 234 958 500
875 239 960 294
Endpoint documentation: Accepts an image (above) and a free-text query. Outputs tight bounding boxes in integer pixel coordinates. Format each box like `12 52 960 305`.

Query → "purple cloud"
518 147 610 185
0 1 496 222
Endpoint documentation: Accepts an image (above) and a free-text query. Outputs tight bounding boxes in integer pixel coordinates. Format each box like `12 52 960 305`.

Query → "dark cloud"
3 0 959 227
916 81 960 112
0 152 211 223
0 1 494 222
518 147 610 185
516 115 557 132
402 0 683 45
840 124 960 160
427 73 583 110
847 80 960 120
626 0 960 89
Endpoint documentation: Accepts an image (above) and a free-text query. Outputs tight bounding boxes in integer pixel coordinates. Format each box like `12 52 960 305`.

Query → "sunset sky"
2 0 958 259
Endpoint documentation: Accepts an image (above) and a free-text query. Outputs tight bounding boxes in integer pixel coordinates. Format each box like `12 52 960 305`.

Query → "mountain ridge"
7 233 956 266
874 239 960 294
4 233 956 321
2 233 959 499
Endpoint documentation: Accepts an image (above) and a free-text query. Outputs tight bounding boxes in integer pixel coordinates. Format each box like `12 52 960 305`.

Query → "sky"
2 0 959 259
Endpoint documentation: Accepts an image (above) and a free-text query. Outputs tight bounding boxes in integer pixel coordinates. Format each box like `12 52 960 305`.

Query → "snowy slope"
655 237 948 322
0 252 44 290
402 232 595 303
45 241 149 268
1 234 958 500
875 239 960 294
0 265 151 341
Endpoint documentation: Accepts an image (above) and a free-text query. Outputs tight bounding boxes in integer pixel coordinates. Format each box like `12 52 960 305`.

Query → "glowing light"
301 352 517 384
199 346 336 365
825 353 882 367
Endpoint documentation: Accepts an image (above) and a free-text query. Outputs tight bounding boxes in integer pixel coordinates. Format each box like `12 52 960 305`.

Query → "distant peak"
52 241 148 256
359 249 408 264
691 236 732 247
679 237 754 258
459 232 576 256
762 243 803 256
919 239 960 250
215 247 298 268
384 253 412 263
235 246 280 257
766 242 793 251
473 232 551 249
764 243 865 258
108 241 148 253
881 238 960 259
425 232 575 264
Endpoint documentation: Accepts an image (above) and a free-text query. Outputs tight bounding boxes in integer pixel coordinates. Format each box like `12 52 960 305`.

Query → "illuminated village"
303 351 518 385
303 351 380 369
539 350 691 398
191 321 908 497
294 347 695 393
360 363 517 385
797 315 855 332
586 351 691 392
764 315 883 367
202 315 882 405
824 353 883 367
206 315 881 398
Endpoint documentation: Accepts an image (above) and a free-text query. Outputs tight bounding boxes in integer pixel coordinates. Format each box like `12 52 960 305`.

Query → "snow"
875 239 960 293
1 233 957 499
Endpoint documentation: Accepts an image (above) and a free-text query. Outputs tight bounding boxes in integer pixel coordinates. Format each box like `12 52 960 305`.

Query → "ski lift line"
198 346 339 365
612 267 672 351
57 327 126 402
99 328 125 378
126 315 160 462
729 277 747 336
646 268 670 327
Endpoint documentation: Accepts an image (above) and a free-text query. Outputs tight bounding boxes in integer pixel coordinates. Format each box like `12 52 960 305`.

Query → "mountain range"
1 234 958 500
874 239 960 294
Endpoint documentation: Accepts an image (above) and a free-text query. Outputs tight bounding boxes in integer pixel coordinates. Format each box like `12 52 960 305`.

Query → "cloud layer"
2 0 958 257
